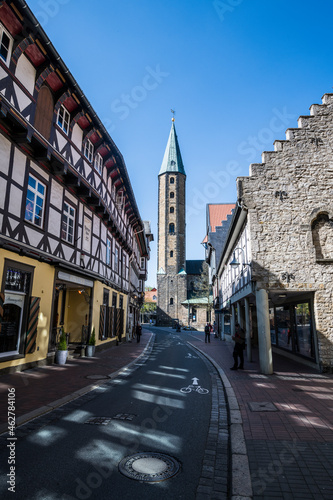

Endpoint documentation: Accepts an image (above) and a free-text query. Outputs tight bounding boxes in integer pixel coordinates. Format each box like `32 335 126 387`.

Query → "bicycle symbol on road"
180 377 209 395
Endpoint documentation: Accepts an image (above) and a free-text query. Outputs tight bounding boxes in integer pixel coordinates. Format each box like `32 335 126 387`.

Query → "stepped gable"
237 91 333 291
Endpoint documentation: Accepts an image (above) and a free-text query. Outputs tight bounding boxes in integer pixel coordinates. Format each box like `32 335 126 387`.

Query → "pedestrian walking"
136 322 142 343
230 322 246 370
204 322 211 343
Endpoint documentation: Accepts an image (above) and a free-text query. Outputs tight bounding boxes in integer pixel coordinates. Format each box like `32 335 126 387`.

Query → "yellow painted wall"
0 249 55 369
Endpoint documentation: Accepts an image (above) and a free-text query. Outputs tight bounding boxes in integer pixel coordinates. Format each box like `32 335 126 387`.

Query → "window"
114 246 119 272
170 298 173 305
140 257 145 269
170 207 174 214
170 177 175 184
0 24 13 66
170 251 173 257
25 174 46 228
57 105 70 134
61 202 75 244
170 192 174 198
84 139 94 162
169 223 175 234
94 152 103 175
106 238 111 266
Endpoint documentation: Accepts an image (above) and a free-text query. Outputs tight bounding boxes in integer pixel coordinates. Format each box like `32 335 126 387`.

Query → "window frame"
84 139 94 163
61 201 76 244
25 174 46 228
0 23 13 67
57 105 70 135
94 152 103 175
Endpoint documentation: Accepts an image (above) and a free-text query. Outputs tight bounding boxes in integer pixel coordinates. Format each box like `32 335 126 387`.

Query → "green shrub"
88 327 96 346
58 328 67 351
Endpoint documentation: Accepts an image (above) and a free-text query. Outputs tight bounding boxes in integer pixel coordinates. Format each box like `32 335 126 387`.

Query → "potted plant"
55 328 68 365
86 327 96 357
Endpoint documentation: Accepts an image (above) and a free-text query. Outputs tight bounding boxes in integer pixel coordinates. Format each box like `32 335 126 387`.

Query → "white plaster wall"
15 54 36 96
50 178 63 208
0 134 11 176
12 147 26 186
9 184 22 217
48 207 61 237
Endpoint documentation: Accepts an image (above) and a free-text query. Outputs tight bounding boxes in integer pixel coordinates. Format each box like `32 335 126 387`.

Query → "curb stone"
188 342 253 499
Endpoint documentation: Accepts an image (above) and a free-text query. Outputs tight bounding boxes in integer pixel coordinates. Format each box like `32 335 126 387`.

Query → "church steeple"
157 117 187 325
159 120 186 176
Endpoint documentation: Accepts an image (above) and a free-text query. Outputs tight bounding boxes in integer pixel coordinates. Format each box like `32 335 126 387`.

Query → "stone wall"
238 93 333 369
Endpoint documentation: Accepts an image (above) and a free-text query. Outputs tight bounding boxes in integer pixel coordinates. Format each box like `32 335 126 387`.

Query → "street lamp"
230 247 251 268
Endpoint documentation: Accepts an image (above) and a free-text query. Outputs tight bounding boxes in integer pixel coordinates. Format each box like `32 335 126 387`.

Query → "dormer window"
0 24 13 66
94 152 103 174
57 105 70 134
84 139 94 162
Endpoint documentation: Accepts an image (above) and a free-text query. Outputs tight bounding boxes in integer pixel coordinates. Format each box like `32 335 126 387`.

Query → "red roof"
208 204 235 232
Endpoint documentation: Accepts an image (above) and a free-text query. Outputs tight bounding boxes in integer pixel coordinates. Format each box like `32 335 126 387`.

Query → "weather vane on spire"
171 109 175 121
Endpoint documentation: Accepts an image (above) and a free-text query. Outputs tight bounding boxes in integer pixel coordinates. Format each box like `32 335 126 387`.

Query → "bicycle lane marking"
180 377 209 395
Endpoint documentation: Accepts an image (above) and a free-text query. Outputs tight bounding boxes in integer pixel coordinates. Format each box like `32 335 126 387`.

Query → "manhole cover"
85 375 110 380
85 417 112 425
248 401 278 412
113 413 137 421
119 452 181 482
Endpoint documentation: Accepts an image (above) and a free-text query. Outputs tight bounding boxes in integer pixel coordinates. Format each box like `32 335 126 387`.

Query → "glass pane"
25 199 33 221
37 183 45 195
269 307 276 345
28 176 36 189
0 45 7 60
275 306 292 350
2 32 10 50
295 303 313 358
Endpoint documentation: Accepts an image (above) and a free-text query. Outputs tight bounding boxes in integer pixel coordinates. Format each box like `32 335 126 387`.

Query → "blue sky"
27 0 333 286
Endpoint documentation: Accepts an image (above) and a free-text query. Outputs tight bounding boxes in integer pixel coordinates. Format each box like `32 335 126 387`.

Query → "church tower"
156 118 187 326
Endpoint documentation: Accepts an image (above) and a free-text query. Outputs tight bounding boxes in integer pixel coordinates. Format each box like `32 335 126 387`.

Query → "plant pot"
86 345 96 357
55 349 68 365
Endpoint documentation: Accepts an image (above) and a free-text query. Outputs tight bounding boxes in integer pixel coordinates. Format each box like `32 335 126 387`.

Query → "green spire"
159 119 186 176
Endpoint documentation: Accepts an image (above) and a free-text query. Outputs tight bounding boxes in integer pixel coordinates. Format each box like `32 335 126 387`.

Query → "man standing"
230 323 246 370
136 322 142 343
204 323 211 343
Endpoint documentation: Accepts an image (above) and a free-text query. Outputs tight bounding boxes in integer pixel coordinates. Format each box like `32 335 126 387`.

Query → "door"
0 293 25 356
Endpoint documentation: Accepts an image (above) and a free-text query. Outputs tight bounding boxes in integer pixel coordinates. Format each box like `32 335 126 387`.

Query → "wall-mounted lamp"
230 247 250 268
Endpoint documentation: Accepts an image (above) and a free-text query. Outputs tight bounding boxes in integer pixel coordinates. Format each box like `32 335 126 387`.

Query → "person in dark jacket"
136 323 142 343
204 323 211 343
230 323 246 370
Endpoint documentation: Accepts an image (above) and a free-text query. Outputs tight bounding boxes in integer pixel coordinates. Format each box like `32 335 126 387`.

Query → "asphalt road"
0 327 217 500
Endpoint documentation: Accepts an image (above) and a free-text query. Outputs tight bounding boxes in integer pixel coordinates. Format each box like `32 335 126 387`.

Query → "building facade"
215 92 333 373
156 119 206 330
0 1 149 373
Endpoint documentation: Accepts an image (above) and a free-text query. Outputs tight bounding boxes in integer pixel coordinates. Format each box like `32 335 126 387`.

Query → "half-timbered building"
0 0 150 372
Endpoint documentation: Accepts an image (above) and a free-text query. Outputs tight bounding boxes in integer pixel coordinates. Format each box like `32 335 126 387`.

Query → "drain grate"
248 401 278 412
85 417 112 425
119 452 181 482
113 413 137 421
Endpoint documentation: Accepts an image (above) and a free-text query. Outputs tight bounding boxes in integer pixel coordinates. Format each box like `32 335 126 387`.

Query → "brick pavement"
189 331 333 500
